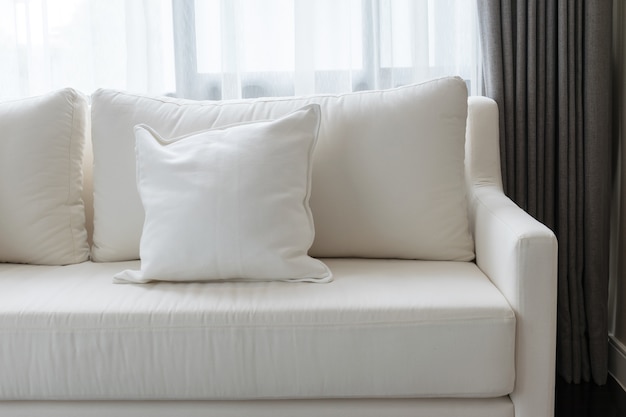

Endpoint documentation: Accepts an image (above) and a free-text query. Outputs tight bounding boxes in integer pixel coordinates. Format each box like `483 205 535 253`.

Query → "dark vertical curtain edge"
582 0 613 385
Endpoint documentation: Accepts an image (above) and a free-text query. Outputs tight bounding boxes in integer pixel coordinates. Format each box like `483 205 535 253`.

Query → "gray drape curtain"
476 0 613 384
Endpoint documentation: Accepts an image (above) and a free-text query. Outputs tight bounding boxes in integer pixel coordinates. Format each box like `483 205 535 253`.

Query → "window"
0 0 481 100
174 0 482 99
0 0 176 99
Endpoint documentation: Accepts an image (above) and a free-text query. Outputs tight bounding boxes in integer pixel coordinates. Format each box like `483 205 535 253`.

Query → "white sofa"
0 77 557 417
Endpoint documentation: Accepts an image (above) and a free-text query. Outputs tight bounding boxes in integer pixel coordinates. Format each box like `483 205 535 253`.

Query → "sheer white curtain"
0 0 176 99
0 0 481 100
181 0 482 99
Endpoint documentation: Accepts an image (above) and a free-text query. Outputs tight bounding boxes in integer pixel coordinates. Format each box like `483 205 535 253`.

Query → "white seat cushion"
90 77 474 262
0 259 514 400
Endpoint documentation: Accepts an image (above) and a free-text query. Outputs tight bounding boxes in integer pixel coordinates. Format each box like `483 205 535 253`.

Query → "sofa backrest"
0 88 90 265
465 96 503 192
82 130 95 251
86 77 476 263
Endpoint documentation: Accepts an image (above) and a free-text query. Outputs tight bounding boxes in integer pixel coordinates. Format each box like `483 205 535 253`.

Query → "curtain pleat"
477 0 613 385
582 0 614 385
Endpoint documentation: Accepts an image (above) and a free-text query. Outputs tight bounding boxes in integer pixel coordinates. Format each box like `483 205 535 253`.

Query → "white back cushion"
91 76 474 262
0 88 90 265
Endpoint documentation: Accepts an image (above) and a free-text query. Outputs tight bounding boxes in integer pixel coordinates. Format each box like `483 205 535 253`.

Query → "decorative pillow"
92 77 474 262
0 88 90 265
113 105 332 284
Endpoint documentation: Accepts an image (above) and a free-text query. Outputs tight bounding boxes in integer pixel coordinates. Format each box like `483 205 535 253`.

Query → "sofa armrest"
466 96 558 417
470 184 557 417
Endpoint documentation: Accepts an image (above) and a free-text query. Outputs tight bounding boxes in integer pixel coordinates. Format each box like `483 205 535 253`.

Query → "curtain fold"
477 0 613 384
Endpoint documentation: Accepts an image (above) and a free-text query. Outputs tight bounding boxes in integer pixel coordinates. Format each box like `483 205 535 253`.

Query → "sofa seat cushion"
0 259 515 400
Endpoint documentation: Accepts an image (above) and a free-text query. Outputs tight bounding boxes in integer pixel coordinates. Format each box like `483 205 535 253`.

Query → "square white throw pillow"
114 105 332 284
0 88 90 265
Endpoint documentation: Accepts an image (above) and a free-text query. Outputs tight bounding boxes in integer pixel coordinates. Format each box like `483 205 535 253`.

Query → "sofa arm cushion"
470 183 557 417
465 95 557 417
